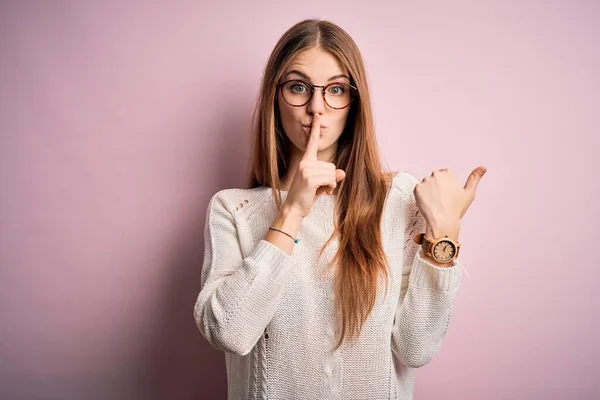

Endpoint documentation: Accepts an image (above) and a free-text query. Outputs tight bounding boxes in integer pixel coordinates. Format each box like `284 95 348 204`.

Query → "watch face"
433 240 456 262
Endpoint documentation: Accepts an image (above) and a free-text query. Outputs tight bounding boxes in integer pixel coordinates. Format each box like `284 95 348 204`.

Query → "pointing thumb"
464 166 487 193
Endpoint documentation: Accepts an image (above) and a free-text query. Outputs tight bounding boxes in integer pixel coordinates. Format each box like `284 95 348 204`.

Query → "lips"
301 124 327 129
301 125 326 134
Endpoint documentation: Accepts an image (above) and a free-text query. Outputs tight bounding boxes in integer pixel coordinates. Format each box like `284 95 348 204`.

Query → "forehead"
286 47 348 81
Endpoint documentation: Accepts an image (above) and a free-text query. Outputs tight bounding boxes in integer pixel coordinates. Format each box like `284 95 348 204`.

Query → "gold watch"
413 233 461 264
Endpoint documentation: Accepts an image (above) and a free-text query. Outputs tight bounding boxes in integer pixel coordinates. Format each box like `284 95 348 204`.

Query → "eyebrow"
284 69 351 82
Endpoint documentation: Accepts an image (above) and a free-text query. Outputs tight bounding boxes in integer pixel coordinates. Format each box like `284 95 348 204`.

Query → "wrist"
273 204 304 232
281 202 306 221
265 204 305 254
425 219 460 241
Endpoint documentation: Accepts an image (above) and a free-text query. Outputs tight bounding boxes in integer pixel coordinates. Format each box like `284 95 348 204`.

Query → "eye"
327 85 346 96
290 82 309 93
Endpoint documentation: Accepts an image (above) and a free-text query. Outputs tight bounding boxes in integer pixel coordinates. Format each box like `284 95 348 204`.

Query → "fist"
414 167 487 235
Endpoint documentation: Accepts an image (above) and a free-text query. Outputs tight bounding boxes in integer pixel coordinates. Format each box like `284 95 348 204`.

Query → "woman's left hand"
414 166 487 240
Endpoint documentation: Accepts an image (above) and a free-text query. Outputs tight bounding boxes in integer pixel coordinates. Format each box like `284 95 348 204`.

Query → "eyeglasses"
277 79 358 110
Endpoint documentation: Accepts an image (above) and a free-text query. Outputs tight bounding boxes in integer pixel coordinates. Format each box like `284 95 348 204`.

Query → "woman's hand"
414 167 487 240
283 114 346 218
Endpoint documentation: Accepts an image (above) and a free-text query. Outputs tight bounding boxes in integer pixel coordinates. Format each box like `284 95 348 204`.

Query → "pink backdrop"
1 1 599 399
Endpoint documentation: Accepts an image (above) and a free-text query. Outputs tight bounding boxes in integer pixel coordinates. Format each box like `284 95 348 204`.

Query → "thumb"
464 166 487 194
336 169 346 182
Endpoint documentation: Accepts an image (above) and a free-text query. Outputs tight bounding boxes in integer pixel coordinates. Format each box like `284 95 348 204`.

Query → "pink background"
1 1 599 399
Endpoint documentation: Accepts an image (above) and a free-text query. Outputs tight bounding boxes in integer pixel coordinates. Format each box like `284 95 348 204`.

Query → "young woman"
194 18 486 400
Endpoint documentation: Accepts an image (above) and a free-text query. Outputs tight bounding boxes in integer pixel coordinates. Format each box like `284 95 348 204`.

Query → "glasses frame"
277 79 358 110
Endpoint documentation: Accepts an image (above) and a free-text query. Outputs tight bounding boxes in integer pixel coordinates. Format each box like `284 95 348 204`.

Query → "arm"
391 174 462 368
193 192 299 356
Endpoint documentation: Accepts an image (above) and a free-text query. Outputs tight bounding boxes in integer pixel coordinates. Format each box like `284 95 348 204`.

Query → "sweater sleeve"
193 191 297 356
390 173 462 368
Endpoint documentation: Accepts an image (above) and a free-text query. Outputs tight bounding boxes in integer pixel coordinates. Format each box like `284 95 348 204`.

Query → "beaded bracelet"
268 227 300 244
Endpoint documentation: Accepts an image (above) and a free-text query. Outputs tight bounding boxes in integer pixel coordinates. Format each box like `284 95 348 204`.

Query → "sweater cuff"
409 249 462 291
246 239 297 283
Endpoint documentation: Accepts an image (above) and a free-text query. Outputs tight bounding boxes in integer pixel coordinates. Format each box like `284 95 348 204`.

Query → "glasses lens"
282 81 312 106
281 81 355 108
324 83 353 109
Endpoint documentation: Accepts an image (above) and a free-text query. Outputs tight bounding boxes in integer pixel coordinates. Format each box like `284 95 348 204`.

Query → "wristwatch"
413 233 461 264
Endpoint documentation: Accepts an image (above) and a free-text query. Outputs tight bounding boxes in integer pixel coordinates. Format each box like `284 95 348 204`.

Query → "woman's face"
277 47 352 161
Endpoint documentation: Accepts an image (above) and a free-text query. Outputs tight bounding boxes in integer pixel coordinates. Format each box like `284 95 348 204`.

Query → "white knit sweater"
194 171 463 400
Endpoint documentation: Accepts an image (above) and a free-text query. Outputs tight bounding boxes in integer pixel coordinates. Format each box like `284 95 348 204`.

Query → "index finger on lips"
302 114 320 161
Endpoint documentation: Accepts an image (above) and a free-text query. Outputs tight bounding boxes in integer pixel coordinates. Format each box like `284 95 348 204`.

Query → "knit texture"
194 171 462 400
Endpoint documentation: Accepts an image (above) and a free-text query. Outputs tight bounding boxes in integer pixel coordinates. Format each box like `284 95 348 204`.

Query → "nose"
307 87 326 115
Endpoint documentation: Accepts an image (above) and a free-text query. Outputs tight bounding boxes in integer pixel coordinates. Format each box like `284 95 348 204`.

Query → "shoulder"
385 171 424 227
389 170 421 200
206 186 274 218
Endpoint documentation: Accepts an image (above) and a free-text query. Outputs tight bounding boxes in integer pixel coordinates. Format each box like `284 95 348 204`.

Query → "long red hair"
248 19 394 349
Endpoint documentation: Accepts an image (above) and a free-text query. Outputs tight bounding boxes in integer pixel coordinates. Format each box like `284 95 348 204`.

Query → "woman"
194 18 486 400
